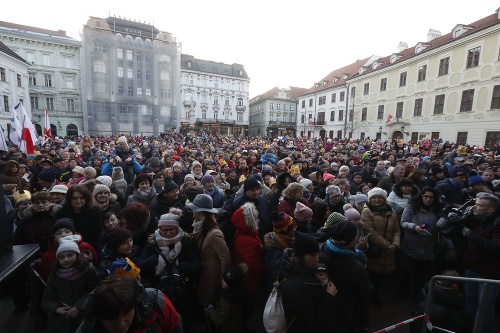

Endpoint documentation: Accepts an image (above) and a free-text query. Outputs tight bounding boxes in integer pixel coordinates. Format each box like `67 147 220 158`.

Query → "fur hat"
270 211 295 235
328 220 358 245
158 207 182 228
293 232 319 257
326 185 341 197
102 227 132 252
96 175 112 187
294 202 313 222
367 187 387 200
112 167 124 180
324 212 346 228
52 218 75 234
232 202 259 233
56 237 80 258
109 257 140 278
344 208 360 221
93 184 110 198
283 182 303 198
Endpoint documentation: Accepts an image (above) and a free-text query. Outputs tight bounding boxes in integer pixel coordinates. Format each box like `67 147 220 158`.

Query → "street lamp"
400 125 409 136
378 126 387 135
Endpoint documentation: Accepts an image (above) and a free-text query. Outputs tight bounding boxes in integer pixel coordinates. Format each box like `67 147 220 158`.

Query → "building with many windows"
81 16 180 136
0 21 82 137
179 54 250 136
249 86 307 137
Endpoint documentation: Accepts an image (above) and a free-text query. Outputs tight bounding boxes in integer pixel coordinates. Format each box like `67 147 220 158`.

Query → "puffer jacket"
400 205 440 261
231 203 265 294
361 203 401 274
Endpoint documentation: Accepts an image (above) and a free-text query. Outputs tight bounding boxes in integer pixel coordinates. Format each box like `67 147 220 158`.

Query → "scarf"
154 229 185 274
273 232 294 249
56 262 92 280
130 212 151 240
137 186 156 199
192 217 205 235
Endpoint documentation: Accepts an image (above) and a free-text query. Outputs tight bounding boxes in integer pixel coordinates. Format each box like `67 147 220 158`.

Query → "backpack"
263 279 295 333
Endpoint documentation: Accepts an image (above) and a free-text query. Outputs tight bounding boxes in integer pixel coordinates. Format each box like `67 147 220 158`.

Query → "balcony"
268 121 296 127
315 120 326 125
195 118 237 124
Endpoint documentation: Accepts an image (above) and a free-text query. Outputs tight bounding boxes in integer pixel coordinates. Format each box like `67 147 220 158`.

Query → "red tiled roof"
0 21 69 38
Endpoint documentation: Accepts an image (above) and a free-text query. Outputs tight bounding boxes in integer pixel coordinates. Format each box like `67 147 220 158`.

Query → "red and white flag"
20 115 36 154
43 108 52 144
385 114 393 123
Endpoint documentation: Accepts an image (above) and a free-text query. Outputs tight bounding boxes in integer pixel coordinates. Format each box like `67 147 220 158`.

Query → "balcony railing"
195 118 237 124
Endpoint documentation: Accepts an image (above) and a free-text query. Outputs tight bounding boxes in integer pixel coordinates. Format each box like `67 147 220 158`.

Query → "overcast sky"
2 1 497 97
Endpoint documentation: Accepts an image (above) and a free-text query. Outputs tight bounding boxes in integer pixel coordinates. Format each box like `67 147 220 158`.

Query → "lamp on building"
37 115 41 121
378 126 387 136
400 125 409 136
58 121 62 129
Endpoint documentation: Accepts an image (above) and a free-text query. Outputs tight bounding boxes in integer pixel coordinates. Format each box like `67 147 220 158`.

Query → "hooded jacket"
1 160 30 191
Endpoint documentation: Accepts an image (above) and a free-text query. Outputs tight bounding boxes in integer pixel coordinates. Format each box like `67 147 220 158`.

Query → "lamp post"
400 125 409 136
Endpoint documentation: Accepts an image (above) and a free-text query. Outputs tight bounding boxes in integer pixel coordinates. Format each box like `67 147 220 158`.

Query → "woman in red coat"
231 202 265 294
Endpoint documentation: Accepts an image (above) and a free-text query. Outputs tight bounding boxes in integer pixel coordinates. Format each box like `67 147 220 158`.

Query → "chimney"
397 42 408 52
427 29 442 42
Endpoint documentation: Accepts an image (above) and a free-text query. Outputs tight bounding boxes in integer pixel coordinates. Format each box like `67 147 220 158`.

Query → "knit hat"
294 202 313 222
184 174 195 181
102 227 132 252
367 187 387 200
468 171 485 187
344 208 360 221
93 184 111 197
109 257 141 278
52 218 75 234
134 173 153 188
84 167 97 178
431 167 444 176
191 160 202 168
355 194 368 205
72 166 85 176
38 169 57 183
173 161 183 169
117 136 127 144
328 220 358 245
244 177 262 192
112 167 124 180
293 232 319 257
158 208 182 228
323 173 335 181
96 175 113 187
56 237 80 258
324 212 346 228
163 176 179 193
299 178 313 188
326 185 341 197
451 167 466 178
49 184 68 195
270 211 295 235
201 175 215 186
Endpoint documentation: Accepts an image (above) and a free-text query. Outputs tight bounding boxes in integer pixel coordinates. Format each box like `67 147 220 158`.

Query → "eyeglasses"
422 195 435 199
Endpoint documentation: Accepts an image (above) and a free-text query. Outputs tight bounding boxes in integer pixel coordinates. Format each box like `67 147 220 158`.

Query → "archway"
319 129 326 138
392 131 403 140
66 124 78 137
50 124 57 137
34 124 42 136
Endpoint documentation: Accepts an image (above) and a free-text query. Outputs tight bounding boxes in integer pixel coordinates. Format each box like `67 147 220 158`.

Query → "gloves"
462 227 471 238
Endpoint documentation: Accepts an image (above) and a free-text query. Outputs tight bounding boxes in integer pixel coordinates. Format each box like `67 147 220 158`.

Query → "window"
456 132 468 145
301 115 305 123
3 96 9 112
29 73 36 86
225 97 230 106
339 110 344 122
136 53 142 61
330 111 335 121
417 65 427 81
349 109 354 121
67 99 75 112
64 57 73 68
65 77 73 89
26 52 35 63
485 131 500 148
137 88 143 97
491 85 500 109
145 71 151 80
136 69 142 80
118 86 123 95
270 103 274 109
46 97 54 111
93 61 106 73
361 107 367 121
118 67 123 77
331 93 336 103
466 47 480 68
413 98 423 116
127 69 133 79
438 57 450 75
289 105 294 111
377 105 384 120
318 96 326 105
128 87 133 96
351 87 356 98
460 89 474 112
340 92 345 101
202 111 206 119
126 50 132 60
160 89 168 99
117 48 123 59
302 100 305 108
30 96 38 110
309 99 313 107
94 43 107 52
214 113 218 121
399 71 407 86
43 54 50 66
380 78 387 91
44 74 52 87
237 98 243 107
277 103 281 110
0 67 6 82
145 55 150 63
396 102 403 118
364 83 369 95
434 94 445 114
146 89 151 98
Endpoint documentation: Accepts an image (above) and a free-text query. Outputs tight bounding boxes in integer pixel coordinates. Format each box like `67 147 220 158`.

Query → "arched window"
50 124 57 136
66 124 78 136
34 123 42 136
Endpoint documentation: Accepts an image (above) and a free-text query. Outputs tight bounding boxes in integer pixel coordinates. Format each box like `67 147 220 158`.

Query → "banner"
18 103 38 146
10 103 23 145
386 114 393 123
43 108 52 144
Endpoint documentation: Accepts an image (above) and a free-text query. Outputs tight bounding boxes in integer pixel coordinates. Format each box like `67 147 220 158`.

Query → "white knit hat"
96 175 113 187
184 174 195 181
93 184 110 198
326 185 341 197
117 136 127 144
158 208 182 228
56 237 80 258
367 187 387 200
299 178 313 188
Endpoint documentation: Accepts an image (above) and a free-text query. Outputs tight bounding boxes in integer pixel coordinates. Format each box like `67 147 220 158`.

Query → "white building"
180 54 250 136
0 40 30 136
0 21 83 137
249 86 307 137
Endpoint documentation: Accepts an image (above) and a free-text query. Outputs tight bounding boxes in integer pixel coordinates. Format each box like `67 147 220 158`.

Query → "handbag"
154 246 186 303
365 215 389 259
263 279 295 333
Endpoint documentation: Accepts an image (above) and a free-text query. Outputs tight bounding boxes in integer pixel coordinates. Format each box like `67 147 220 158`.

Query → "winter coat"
40 234 98 280
96 245 141 281
319 240 372 333
112 178 127 196
150 191 186 220
232 193 271 240
41 265 97 333
14 204 62 253
435 178 466 207
192 226 231 306
231 206 266 294
277 197 309 219
208 290 245 333
377 174 398 195
110 146 136 161
1 160 30 191
261 153 277 165
205 186 224 208
400 205 440 261
127 187 157 206
387 184 419 215
56 206 102 251
278 248 336 333
324 195 347 215
263 232 288 294
361 203 401 274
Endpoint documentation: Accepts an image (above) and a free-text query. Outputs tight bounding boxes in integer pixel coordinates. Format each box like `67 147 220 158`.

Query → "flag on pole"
43 108 52 144
10 103 23 145
0 125 8 152
385 114 393 123
20 115 36 154
18 103 38 147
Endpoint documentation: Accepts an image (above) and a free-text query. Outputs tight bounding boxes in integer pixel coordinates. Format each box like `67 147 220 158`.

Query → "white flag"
10 103 23 145
18 103 38 146
43 108 52 144
0 125 8 152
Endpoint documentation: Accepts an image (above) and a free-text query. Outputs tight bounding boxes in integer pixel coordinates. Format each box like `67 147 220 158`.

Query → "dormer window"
214 66 217 70
372 63 378 70
238 69 243 75
390 55 398 63
342 75 348 80
333 77 338 83
322 81 327 86
452 24 473 39
187 61 192 68
358 68 365 75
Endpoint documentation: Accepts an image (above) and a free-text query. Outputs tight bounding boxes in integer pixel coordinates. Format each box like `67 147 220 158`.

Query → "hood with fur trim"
231 201 259 235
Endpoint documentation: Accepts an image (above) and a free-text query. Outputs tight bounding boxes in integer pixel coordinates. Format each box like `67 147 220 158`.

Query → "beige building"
344 9 500 146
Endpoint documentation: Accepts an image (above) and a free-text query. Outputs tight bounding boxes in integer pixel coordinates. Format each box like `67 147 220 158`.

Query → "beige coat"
361 204 401 274
193 227 231 306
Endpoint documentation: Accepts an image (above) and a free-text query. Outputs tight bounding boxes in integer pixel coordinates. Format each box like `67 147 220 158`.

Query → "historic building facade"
0 21 83 137
249 86 307 137
81 16 180 136
179 54 250 136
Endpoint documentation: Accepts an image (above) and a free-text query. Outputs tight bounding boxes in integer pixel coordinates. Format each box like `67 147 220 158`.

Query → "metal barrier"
421 274 500 333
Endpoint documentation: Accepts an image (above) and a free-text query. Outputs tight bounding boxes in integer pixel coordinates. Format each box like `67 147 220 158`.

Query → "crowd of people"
1 132 500 333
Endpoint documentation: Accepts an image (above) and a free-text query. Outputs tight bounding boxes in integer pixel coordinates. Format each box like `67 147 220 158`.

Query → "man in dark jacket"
377 165 405 195
435 167 468 208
